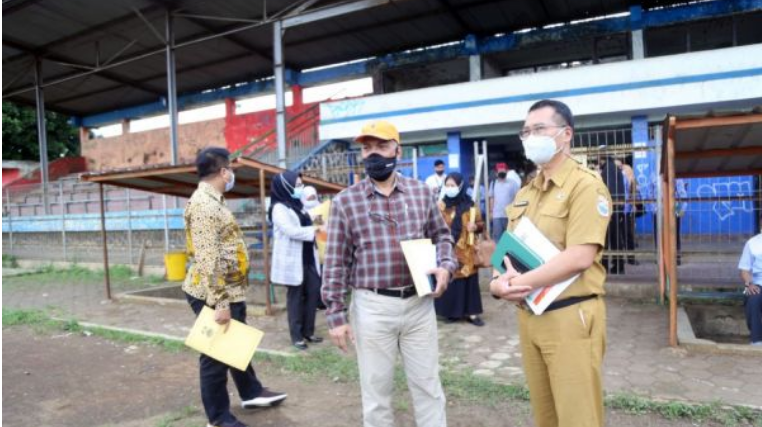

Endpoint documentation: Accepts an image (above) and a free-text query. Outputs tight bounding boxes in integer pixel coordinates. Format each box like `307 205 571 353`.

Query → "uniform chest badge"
514 200 529 207
597 195 610 217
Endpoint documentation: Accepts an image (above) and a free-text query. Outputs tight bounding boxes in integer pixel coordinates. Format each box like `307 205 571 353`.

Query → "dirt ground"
3 325 756 427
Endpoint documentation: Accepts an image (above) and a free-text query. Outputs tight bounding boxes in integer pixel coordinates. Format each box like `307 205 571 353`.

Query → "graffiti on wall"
695 180 754 221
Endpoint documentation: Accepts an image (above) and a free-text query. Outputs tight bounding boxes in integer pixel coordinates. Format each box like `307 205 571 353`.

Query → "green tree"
2 101 79 161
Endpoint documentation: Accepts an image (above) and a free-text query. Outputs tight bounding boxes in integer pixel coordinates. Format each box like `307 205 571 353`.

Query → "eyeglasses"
518 124 566 141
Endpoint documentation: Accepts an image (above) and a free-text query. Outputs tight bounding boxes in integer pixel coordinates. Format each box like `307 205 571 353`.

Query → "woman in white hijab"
300 186 320 210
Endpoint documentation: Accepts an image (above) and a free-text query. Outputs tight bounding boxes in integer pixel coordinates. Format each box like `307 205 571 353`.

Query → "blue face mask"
292 187 304 200
280 175 304 200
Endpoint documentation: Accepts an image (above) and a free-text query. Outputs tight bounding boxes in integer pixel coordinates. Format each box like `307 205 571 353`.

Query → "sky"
92 77 373 137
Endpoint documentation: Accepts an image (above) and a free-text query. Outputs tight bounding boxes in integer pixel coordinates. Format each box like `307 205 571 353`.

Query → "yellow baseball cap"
354 120 400 144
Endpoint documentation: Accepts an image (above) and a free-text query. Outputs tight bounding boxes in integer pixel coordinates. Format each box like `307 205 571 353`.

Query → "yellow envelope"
185 306 264 371
400 239 438 297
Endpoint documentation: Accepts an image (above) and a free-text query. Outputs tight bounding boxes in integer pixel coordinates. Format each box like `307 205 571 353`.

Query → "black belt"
369 287 417 299
544 295 598 312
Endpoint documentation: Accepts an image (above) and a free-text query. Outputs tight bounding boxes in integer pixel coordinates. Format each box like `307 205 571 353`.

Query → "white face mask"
522 129 563 165
224 169 235 192
443 186 460 199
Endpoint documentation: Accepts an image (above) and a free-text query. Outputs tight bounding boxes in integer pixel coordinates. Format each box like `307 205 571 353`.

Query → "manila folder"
400 239 437 297
185 306 264 371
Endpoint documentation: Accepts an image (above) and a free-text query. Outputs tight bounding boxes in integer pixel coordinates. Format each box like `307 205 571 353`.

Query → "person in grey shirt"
489 162 519 241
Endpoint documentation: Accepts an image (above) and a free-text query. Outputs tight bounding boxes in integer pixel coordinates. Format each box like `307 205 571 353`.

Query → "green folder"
490 230 544 274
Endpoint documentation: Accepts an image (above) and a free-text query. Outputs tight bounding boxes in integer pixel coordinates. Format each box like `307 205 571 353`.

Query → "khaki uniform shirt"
507 157 612 298
182 181 249 309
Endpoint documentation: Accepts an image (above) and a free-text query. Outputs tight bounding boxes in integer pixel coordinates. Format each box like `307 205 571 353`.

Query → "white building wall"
319 44 762 142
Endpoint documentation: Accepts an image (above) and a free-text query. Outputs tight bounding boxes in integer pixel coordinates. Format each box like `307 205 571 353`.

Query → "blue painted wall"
2 209 185 233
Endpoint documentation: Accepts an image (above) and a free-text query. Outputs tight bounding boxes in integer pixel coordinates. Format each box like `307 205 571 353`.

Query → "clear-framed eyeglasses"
518 124 567 141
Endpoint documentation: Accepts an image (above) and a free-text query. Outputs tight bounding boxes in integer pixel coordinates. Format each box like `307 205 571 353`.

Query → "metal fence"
4 127 760 290
2 179 269 270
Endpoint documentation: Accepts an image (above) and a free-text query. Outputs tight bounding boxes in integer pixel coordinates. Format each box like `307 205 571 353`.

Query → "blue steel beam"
76 0 762 128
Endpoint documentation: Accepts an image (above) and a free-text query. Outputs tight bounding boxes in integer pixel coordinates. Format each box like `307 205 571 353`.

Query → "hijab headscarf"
442 172 473 241
268 171 312 226
301 185 320 210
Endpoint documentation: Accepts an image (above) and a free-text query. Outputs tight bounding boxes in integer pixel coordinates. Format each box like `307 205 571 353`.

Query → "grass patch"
606 393 762 426
441 369 530 405
2 307 56 327
3 254 19 268
256 348 360 383
2 308 186 353
2 263 165 289
4 308 760 426
154 406 200 427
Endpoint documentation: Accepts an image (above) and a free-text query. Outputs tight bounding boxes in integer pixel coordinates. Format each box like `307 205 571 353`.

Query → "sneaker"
293 340 308 350
241 388 288 409
304 335 323 343
752 342 762 346
207 420 249 427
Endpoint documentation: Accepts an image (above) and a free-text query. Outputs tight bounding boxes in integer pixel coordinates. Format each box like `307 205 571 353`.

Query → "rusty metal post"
666 117 678 347
260 168 272 315
60 180 67 261
126 188 134 265
99 184 112 300
6 189 14 255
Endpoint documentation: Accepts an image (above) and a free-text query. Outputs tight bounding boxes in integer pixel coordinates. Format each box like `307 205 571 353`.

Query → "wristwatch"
490 275 502 300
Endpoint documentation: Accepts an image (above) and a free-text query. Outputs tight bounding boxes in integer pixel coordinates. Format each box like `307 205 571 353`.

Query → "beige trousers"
350 289 447 427
518 297 607 427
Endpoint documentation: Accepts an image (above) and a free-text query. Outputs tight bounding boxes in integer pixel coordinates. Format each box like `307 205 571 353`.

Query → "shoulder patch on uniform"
597 194 610 217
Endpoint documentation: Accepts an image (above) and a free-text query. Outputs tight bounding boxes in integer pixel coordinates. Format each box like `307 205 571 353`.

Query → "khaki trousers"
350 289 447 427
518 297 607 427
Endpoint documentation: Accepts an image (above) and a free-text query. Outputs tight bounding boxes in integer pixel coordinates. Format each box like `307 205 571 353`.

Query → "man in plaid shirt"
322 120 456 427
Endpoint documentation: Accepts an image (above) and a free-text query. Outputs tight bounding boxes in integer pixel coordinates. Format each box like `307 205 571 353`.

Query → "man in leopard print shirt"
183 147 286 427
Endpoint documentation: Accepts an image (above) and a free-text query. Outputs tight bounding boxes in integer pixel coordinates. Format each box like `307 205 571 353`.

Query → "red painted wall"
81 86 320 172
2 169 22 188
224 86 312 153
3 157 87 188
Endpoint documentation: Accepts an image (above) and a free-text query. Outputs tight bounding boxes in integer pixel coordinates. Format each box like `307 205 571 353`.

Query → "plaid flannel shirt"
322 175 457 328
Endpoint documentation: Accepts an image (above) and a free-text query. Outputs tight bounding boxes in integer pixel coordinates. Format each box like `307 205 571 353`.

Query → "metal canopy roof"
4 0 687 118
665 112 762 179
80 156 345 198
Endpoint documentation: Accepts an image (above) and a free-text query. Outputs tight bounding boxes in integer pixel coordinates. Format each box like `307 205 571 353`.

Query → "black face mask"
498 172 507 179
435 169 444 176
364 153 397 181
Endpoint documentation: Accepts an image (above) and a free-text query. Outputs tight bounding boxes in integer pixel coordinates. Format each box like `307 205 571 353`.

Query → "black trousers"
286 263 321 343
604 212 627 274
625 212 636 262
186 294 263 425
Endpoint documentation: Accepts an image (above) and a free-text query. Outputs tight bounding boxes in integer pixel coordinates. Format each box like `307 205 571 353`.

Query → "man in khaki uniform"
490 100 612 427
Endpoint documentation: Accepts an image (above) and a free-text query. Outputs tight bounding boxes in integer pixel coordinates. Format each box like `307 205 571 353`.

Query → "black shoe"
241 388 288 408
304 335 323 343
293 340 308 350
466 316 485 327
208 420 249 427
444 317 459 324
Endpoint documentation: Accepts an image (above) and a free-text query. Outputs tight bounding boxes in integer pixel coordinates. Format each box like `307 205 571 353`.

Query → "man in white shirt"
738 231 762 345
488 162 519 241
425 159 446 198
507 168 522 189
